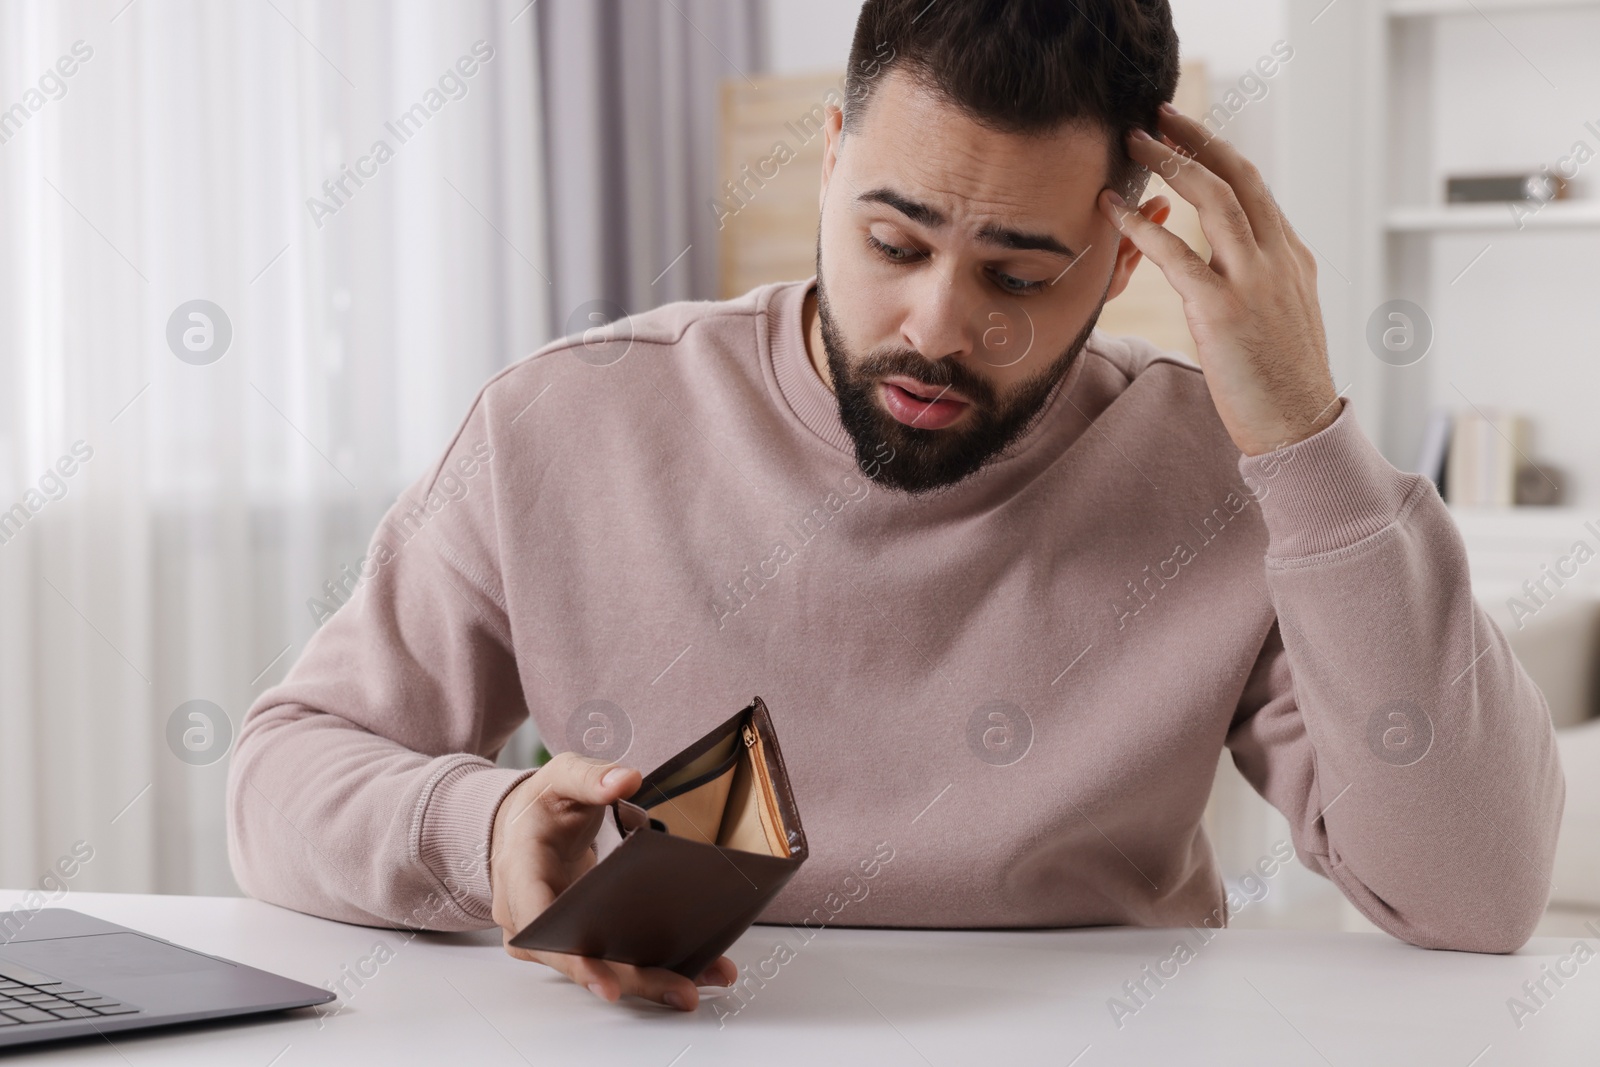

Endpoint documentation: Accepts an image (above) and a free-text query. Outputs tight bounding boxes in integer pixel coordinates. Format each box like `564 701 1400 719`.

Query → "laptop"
0 908 334 1049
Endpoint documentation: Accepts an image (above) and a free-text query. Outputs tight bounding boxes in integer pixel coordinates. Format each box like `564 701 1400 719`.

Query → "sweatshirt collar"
768 277 856 453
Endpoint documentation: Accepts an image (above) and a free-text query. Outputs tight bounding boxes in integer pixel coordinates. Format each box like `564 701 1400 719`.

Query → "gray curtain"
537 0 765 333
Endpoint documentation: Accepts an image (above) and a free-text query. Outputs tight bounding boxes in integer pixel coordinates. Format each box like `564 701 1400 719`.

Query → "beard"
816 244 1110 496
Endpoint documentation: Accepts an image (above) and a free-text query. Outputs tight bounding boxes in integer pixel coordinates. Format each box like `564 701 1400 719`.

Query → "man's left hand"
1100 102 1341 457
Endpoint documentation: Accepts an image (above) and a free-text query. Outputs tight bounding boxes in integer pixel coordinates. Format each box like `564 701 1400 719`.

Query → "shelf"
1451 506 1600 589
1450 506 1600 556
1386 200 1600 232
1390 0 1600 16
1294 0 1600 525
1450 504 1597 532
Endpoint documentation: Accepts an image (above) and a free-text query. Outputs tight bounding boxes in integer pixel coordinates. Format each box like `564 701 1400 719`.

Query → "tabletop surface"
0 890 1594 1066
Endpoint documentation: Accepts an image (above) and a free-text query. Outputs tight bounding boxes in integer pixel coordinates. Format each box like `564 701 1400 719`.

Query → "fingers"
1099 188 1218 307
1124 127 1259 274
493 764 741 1015
525 949 716 1011
494 753 639 852
524 949 626 1002
1151 104 1290 253
533 751 641 807
615 963 705 1011
490 755 637 935
695 956 739 987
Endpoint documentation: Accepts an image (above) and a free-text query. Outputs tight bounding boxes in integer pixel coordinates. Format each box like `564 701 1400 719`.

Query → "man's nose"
900 272 980 363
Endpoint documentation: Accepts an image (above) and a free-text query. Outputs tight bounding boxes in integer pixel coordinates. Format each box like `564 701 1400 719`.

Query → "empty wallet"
509 696 807 978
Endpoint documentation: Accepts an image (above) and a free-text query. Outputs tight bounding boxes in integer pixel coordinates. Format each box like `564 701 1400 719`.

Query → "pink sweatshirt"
227 278 1563 953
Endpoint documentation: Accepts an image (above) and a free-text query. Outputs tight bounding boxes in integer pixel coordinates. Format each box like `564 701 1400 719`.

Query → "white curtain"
538 0 764 321
0 0 548 896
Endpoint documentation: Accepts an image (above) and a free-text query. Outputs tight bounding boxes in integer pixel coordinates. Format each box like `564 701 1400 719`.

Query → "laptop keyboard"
0 960 139 1026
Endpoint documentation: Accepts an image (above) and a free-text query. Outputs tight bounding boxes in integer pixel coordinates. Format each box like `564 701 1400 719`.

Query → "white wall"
1170 0 1289 84
763 0 862 77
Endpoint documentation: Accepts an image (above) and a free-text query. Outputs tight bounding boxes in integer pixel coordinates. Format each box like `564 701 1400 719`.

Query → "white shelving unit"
1284 0 1600 527
1386 200 1600 232
1277 0 1600 741
1388 0 1600 14
1218 2 1600 924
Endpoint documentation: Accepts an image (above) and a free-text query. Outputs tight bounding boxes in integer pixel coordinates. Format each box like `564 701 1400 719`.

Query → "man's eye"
867 235 918 263
992 270 1046 295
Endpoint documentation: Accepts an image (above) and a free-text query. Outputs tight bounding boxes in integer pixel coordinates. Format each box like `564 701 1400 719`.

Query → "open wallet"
508 696 807 978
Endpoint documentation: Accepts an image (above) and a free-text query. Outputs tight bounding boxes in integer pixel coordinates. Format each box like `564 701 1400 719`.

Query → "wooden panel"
717 73 844 299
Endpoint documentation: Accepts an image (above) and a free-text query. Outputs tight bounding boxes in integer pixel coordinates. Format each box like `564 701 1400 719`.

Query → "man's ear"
1104 195 1172 303
819 104 844 213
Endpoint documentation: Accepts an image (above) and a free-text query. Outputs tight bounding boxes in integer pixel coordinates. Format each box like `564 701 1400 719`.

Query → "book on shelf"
1413 407 1452 497
1445 409 1527 508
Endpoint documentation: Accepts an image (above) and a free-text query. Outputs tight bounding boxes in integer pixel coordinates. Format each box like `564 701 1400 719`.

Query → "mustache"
853 349 998 407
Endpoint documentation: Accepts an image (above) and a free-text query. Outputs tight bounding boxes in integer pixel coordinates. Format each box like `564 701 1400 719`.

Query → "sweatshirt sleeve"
226 402 536 932
1224 398 1565 953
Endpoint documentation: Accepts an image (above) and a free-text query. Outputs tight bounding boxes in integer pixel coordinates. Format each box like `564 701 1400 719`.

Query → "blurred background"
2 0 1597 937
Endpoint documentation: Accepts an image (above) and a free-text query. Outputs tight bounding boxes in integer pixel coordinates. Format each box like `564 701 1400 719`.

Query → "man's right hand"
488 752 739 1011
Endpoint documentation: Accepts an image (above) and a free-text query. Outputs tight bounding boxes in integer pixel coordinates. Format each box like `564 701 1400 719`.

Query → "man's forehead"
845 70 1114 229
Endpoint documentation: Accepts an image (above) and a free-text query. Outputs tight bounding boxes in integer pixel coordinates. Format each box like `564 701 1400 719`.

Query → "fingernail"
601 768 628 787
663 989 689 1011
1106 191 1126 208
587 982 608 999
1131 127 1153 141
697 961 735 985
1160 101 1179 115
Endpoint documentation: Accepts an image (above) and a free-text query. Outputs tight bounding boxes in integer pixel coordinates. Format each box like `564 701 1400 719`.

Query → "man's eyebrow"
974 223 1078 260
856 187 945 228
855 186 1078 259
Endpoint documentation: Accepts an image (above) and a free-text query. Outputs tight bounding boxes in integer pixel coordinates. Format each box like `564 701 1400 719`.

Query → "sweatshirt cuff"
415 758 537 924
1239 397 1424 560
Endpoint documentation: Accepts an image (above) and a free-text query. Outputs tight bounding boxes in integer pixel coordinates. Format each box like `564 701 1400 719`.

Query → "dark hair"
843 0 1180 199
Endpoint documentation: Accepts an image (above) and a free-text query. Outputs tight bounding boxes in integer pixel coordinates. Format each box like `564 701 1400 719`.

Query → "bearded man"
228 0 1564 1014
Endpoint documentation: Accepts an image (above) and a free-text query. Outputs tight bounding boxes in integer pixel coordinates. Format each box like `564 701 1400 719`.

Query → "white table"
1 891 1594 1065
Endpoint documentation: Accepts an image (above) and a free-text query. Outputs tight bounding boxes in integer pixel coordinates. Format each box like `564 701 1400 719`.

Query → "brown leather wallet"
508 696 807 977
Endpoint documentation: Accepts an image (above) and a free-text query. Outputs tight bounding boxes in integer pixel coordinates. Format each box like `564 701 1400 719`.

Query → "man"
227 0 1563 1015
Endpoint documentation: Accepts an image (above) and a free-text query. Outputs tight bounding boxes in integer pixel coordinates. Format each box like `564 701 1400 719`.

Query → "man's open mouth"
878 376 972 430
